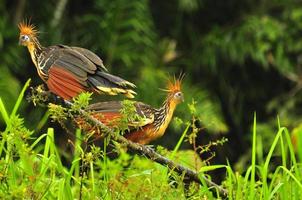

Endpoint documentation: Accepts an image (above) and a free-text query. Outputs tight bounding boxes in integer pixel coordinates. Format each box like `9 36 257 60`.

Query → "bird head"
166 75 184 105
18 21 38 46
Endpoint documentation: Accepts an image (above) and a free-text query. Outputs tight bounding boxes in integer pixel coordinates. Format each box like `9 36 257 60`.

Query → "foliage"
71 92 93 111
1 84 302 199
118 100 145 132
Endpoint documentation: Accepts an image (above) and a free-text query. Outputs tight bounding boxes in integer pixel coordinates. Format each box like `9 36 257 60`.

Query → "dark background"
1 0 302 177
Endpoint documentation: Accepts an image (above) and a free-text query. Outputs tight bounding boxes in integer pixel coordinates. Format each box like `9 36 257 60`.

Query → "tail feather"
88 74 136 98
88 76 118 89
124 90 136 98
95 71 136 88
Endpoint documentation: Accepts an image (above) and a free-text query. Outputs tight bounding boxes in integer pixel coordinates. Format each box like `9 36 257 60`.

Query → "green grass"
0 81 302 199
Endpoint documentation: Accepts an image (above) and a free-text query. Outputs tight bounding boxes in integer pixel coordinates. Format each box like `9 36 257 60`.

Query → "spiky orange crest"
18 21 38 37
166 75 184 94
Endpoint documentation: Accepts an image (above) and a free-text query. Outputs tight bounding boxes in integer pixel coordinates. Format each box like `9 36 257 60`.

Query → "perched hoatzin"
76 78 184 144
18 21 136 100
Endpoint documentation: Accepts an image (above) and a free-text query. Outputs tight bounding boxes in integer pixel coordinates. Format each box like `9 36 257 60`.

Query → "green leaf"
198 165 226 173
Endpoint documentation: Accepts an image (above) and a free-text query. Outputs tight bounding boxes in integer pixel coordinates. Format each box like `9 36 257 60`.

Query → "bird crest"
18 20 38 37
165 74 184 94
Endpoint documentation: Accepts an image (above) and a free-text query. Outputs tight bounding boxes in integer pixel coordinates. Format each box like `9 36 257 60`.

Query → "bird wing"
86 101 154 128
44 45 136 99
69 46 108 72
43 46 94 99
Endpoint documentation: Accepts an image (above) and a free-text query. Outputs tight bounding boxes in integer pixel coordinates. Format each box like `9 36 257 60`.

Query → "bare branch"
51 0 68 28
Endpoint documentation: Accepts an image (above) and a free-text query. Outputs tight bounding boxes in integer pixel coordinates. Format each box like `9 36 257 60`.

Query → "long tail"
87 71 136 98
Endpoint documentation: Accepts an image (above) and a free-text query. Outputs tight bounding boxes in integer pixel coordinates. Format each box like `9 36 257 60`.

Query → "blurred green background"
1 0 302 174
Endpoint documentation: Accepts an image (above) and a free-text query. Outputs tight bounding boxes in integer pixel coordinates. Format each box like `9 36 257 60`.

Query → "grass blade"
198 165 226 173
171 123 190 159
249 113 256 200
10 79 31 118
0 98 10 126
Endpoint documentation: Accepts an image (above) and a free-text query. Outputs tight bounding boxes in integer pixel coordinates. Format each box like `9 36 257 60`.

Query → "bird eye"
174 92 182 98
21 35 29 41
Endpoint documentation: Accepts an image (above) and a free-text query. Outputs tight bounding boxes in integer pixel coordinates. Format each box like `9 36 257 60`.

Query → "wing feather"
48 77 75 100
47 67 84 100
70 46 107 71
55 60 87 80
95 71 136 88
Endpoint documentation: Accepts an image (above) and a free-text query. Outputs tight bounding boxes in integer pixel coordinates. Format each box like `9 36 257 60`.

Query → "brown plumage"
76 78 184 144
18 21 136 100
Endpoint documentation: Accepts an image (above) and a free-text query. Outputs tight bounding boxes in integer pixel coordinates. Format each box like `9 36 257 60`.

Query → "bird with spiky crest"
18 20 136 100
76 76 184 144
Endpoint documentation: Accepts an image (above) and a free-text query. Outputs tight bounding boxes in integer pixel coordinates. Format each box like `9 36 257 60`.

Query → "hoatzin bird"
18 21 136 100
76 77 184 144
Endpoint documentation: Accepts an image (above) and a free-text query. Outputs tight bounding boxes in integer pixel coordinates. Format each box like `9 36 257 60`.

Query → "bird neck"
154 96 177 133
27 38 44 67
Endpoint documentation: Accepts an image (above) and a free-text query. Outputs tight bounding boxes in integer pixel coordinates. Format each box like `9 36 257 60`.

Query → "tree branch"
51 0 68 28
28 89 228 197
